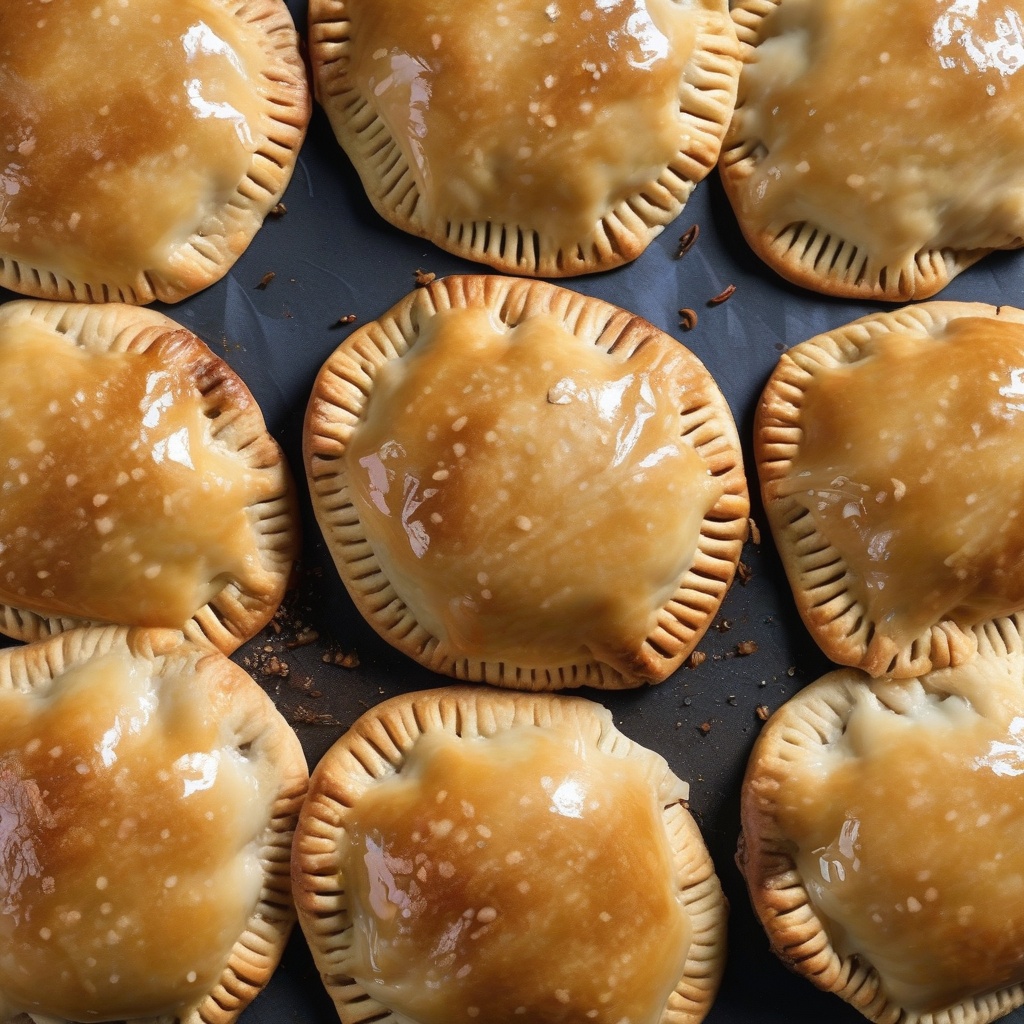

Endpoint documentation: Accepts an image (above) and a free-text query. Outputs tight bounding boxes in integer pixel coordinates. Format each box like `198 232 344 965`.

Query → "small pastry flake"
0 300 298 654
721 0 1024 299
308 0 739 276
0 0 309 304
304 275 749 690
292 687 727 1024
0 625 308 1024
739 626 1024 1023
756 301 1024 678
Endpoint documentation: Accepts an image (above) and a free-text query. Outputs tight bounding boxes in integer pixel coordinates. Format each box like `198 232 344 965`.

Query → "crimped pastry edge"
303 274 749 690
292 686 728 1024
0 300 299 654
755 300 1024 678
719 0 1003 302
0 0 309 306
0 625 310 1024
308 0 740 277
737 638 1024 1024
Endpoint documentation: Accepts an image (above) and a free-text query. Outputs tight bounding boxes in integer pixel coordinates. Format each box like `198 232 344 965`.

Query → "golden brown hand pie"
303 275 749 690
0 0 309 305
756 301 1024 678
292 687 727 1024
0 625 308 1024
738 620 1024 1024
0 299 298 654
721 0 1024 300
307 0 739 276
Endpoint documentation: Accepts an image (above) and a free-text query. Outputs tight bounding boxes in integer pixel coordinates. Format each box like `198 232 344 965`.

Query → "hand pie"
303 275 749 689
292 687 727 1024
0 299 298 654
0 0 309 304
307 0 739 276
738 623 1024 1023
0 625 308 1024
721 0 1024 300
756 301 1024 678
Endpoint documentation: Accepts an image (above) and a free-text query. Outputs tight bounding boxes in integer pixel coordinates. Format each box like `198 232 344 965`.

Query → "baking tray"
4 1 1024 1021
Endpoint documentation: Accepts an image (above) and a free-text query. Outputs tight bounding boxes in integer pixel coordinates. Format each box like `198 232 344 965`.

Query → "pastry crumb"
678 307 698 331
674 224 699 258
748 517 761 545
323 649 360 669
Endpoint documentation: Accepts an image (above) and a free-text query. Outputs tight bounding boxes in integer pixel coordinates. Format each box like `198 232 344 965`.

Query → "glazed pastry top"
342 724 691 1024
345 306 724 673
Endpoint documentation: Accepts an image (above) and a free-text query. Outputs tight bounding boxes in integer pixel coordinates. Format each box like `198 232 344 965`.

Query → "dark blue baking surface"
5 1 1024 1021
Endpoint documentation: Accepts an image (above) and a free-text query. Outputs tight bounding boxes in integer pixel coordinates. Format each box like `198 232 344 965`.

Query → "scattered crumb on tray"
674 224 699 259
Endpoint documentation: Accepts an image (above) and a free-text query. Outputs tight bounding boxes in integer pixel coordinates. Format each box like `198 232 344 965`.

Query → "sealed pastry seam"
0 300 299 654
291 687 727 1024
756 301 1024 678
0 0 310 305
0 625 309 1024
303 275 749 689
721 0 1024 300
308 0 740 276
738 636 1024 1024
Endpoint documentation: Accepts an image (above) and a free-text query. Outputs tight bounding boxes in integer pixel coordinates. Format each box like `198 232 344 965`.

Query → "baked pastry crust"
307 0 739 276
0 0 309 305
721 0 1024 300
292 686 727 1024
0 299 298 654
303 275 749 690
0 625 309 1024
738 618 1024 1024
756 301 1024 678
